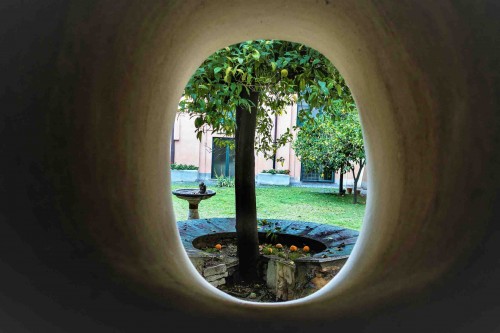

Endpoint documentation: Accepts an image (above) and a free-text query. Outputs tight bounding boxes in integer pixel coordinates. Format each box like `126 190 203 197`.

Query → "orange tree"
293 108 365 204
179 40 352 281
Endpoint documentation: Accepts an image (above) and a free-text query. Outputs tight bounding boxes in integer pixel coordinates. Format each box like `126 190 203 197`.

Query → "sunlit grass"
171 182 365 231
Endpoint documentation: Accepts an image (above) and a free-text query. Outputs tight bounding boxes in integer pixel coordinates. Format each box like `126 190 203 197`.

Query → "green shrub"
261 169 290 175
214 171 235 187
170 163 198 170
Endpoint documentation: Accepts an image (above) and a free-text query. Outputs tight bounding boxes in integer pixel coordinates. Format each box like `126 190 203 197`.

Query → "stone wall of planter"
263 256 348 300
171 170 198 182
256 173 290 186
178 218 358 300
202 263 228 287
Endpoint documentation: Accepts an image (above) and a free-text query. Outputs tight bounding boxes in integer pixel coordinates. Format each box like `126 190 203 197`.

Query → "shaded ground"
218 281 280 302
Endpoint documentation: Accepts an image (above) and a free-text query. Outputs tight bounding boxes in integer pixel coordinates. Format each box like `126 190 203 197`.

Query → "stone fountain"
172 182 216 219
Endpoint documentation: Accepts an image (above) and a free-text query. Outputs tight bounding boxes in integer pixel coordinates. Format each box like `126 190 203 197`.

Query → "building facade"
171 102 367 187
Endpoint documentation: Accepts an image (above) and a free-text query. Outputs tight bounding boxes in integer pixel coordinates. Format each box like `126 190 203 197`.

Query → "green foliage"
179 40 353 160
170 163 198 170
213 137 235 150
293 109 365 176
214 172 235 187
333 112 365 172
178 40 357 274
293 108 366 203
261 169 290 175
258 219 282 242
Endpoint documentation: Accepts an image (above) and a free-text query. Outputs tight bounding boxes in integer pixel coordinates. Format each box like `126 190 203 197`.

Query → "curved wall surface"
1 1 500 331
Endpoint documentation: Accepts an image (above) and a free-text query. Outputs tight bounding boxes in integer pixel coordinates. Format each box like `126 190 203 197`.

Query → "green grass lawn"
171 183 366 231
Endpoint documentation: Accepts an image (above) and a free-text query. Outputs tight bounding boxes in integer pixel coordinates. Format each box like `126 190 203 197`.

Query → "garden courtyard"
171 182 365 231
171 181 365 302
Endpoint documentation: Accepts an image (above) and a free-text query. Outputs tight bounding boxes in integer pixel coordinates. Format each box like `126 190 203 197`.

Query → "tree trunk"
352 162 364 204
338 167 345 195
352 168 358 204
235 89 260 282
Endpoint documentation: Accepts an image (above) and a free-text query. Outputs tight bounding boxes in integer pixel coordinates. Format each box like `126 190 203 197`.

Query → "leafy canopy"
179 39 353 161
293 106 365 179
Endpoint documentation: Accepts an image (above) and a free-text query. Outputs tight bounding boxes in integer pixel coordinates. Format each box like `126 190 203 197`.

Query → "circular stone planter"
177 218 358 260
177 218 359 299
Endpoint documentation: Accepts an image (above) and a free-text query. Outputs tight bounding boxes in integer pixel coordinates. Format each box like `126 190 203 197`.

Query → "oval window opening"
170 40 366 303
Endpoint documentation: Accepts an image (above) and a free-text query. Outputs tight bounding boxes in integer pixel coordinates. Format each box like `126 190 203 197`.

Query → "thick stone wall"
2 1 500 332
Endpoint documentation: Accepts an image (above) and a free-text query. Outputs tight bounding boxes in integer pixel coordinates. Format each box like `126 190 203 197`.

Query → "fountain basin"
172 188 216 219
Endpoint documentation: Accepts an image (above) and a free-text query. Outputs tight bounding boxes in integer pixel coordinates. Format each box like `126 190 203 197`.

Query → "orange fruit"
265 247 273 254
275 243 283 249
290 245 298 252
303 246 310 253
215 244 222 250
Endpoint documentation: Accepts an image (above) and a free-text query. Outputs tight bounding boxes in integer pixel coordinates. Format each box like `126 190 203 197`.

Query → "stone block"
206 272 228 282
203 263 227 277
266 260 277 290
225 257 239 268
209 278 226 287
188 257 206 275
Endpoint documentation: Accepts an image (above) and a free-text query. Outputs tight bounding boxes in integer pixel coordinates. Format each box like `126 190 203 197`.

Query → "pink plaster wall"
173 105 302 178
172 104 366 185
173 113 200 167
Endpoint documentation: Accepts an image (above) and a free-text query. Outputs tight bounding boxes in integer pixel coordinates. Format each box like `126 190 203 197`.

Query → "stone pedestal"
188 200 201 219
172 189 216 220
